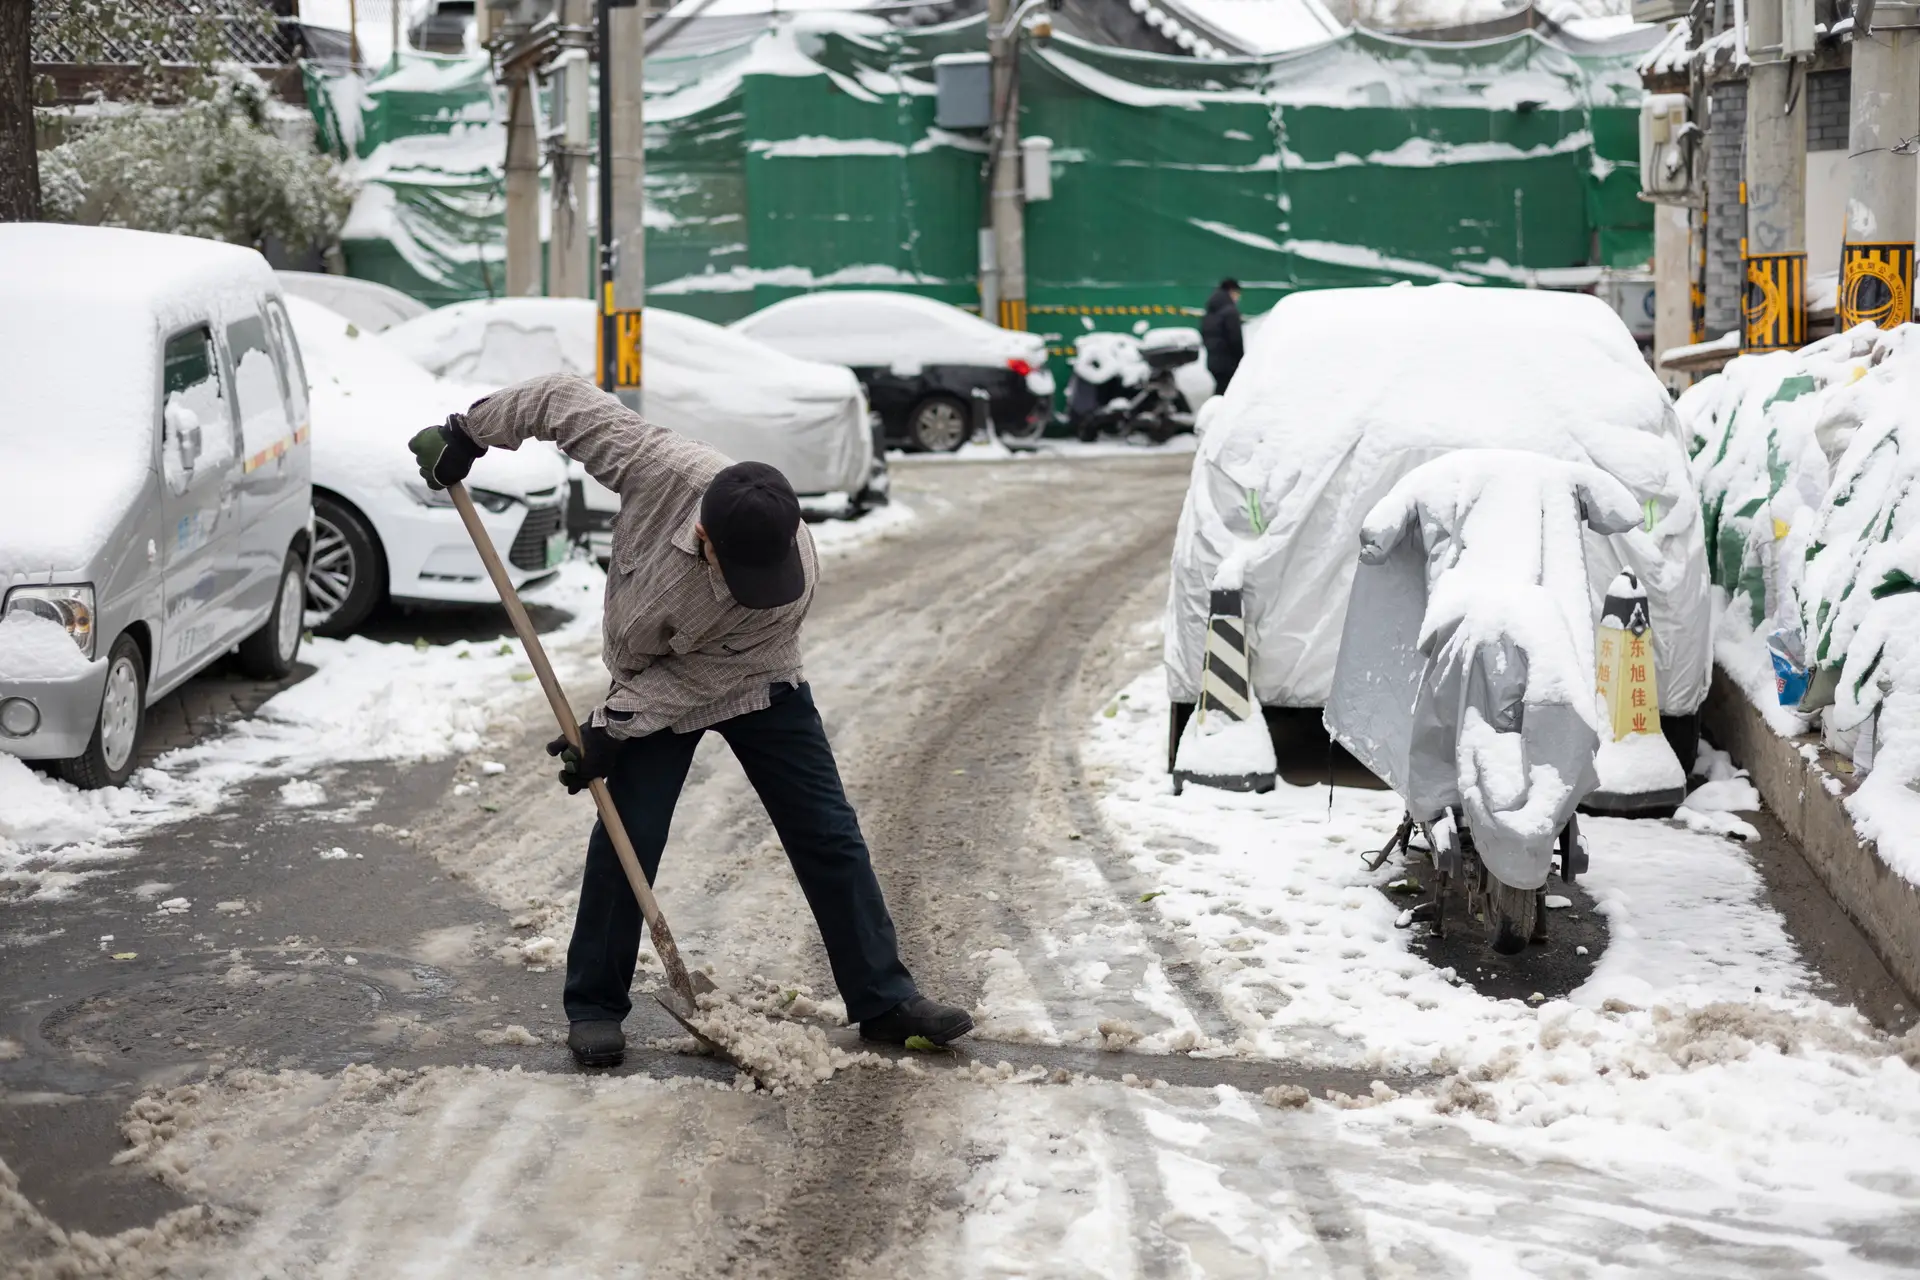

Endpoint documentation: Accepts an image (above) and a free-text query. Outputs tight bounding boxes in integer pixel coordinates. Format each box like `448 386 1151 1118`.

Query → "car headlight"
403 482 518 514
3 584 96 659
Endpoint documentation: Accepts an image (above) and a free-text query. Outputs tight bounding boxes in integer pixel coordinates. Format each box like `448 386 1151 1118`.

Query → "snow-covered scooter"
1324 451 1643 954
1065 330 1213 443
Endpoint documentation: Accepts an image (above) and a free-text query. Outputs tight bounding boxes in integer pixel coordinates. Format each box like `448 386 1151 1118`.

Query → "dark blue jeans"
563 681 918 1025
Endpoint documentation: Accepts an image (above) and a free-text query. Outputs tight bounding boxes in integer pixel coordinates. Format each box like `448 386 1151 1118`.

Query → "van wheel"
58 634 145 790
307 495 384 638
238 548 308 679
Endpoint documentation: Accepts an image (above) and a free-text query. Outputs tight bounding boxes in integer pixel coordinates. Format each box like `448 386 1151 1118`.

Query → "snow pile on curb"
1680 321 1920 883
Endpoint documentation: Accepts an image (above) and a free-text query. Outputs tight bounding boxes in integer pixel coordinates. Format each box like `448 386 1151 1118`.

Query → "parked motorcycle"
1323 450 1643 954
1066 329 1214 443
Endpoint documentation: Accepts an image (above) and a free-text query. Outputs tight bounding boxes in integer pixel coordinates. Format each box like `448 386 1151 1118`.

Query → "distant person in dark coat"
1201 278 1244 393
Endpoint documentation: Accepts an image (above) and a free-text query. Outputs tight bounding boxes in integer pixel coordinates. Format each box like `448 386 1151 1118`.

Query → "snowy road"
5 455 1920 1278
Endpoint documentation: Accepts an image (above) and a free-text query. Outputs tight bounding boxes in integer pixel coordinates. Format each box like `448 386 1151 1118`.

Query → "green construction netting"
305 17 1649 333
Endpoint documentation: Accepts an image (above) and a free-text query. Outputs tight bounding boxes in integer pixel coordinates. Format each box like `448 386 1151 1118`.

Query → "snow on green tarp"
302 13 1648 318
304 52 512 306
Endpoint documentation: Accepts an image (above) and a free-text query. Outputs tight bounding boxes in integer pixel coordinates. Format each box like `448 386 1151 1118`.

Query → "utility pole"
503 69 541 295
600 0 645 405
1838 20 1920 331
549 0 592 300
1742 0 1808 351
985 0 1026 330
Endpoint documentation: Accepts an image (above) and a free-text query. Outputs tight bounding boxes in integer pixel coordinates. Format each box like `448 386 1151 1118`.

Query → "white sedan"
285 296 572 635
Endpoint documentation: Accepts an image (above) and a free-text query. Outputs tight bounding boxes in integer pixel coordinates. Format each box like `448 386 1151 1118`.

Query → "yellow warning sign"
1743 252 1805 353
1838 242 1915 332
596 309 644 390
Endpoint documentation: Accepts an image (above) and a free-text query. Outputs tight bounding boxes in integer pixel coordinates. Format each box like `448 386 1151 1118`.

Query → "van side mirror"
166 402 203 471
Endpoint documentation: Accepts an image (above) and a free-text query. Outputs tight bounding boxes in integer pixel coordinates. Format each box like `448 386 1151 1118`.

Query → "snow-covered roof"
1161 0 1342 53
0 225 281 572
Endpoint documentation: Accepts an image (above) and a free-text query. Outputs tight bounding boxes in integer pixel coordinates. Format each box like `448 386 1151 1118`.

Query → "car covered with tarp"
1164 283 1711 759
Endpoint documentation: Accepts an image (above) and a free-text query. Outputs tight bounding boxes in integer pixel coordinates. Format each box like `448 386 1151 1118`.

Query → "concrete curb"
1703 667 1920 1006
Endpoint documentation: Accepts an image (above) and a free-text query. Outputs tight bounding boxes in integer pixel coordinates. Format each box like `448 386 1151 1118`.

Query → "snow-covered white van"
0 226 314 788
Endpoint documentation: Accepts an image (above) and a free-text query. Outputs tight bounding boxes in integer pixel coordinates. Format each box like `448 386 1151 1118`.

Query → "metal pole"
389 0 400 68
985 0 1026 331
609 0 647 409
598 0 618 392
349 0 362 66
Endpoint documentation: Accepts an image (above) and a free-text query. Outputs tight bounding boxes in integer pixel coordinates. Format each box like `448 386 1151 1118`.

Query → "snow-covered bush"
40 65 351 254
1680 320 1920 798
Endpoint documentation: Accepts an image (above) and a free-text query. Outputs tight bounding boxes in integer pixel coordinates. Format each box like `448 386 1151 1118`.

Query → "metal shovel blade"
654 989 729 1060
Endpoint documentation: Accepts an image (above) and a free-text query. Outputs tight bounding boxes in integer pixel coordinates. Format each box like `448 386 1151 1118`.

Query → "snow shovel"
447 482 722 1052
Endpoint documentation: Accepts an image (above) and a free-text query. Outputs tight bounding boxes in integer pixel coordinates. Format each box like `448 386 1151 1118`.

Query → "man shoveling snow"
410 374 972 1067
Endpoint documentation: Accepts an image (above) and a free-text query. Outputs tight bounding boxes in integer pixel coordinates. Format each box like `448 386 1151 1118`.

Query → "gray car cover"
1325 451 1642 890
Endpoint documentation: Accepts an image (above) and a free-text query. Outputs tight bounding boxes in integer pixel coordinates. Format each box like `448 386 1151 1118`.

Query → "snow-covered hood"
287 295 569 502
382 297 873 494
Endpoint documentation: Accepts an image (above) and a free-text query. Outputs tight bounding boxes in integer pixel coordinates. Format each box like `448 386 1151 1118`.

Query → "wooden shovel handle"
448 481 698 1005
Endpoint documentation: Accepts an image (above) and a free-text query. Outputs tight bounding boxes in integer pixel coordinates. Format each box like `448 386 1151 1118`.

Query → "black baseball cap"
700 461 805 609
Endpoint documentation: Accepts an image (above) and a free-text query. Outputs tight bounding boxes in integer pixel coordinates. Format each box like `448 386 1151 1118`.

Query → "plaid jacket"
463 374 814 738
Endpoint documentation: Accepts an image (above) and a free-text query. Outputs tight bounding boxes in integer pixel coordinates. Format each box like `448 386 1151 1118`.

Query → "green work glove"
408 414 487 490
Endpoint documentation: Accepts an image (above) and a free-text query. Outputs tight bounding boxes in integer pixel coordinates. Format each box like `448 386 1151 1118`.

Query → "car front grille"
509 503 564 571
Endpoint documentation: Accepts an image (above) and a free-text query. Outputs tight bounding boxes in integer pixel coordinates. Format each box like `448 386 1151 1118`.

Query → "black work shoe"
859 996 974 1046
567 1019 626 1068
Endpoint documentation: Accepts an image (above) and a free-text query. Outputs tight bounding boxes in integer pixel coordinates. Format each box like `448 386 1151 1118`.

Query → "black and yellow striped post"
1173 587 1276 794
997 298 1027 331
1743 252 1806 352
1838 243 1916 332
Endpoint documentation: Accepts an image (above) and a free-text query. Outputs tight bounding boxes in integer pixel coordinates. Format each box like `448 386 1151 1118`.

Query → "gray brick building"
1705 81 1748 338
1807 69 1851 151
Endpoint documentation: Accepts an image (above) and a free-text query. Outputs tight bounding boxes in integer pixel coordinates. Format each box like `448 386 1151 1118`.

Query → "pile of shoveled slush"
681 976 925 1094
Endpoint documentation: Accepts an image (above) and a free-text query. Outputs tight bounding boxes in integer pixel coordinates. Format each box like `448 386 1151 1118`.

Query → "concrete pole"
609 0 646 409
504 67 542 297
986 0 1026 330
1654 204 1693 388
1838 29 1920 331
1743 0 1808 350
549 0 592 300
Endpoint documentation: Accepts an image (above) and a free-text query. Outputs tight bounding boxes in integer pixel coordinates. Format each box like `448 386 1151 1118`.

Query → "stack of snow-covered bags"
1164 284 1711 810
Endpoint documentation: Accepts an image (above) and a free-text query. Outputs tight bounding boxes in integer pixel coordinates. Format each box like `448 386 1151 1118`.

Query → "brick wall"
1807 69 1851 151
1706 80 1748 337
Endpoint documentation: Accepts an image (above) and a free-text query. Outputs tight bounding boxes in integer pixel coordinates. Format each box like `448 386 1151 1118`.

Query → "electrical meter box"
1021 136 1053 201
1639 94 1692 200
934 52 992 131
